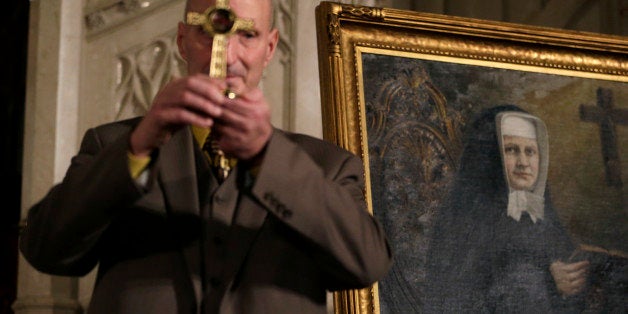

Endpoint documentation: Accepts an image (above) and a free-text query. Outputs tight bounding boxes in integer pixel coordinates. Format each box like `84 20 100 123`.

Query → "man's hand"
550 260 589 296
129 74 272 161
129 74 228 157
211 86 272 161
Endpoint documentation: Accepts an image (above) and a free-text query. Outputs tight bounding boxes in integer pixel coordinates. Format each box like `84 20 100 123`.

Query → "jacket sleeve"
248 130 393 290
19 127 144 276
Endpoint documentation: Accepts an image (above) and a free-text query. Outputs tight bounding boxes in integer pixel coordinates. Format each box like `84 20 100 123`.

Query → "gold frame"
315 1 628 313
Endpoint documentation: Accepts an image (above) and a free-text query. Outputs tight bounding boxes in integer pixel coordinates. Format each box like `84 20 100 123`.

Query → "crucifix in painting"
579 87 628 189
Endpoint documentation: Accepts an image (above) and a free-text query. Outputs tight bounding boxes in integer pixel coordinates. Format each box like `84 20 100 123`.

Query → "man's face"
502 135 539 191
177 0 278 94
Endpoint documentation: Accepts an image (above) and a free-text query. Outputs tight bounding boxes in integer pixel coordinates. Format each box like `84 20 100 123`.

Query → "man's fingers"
184 74 229 103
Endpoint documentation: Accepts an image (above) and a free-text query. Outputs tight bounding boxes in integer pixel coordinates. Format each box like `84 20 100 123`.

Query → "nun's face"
503 135 539 190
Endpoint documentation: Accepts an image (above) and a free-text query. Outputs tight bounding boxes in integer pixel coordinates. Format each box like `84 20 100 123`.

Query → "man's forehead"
188 0 271 26
188 0 269 12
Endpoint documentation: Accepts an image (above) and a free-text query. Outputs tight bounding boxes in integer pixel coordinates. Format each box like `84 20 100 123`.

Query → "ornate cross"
186 0 254 80
579 87 628 188
185 0 254 181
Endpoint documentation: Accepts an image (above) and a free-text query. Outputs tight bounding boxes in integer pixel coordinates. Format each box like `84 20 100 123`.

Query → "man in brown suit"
19 0 392 313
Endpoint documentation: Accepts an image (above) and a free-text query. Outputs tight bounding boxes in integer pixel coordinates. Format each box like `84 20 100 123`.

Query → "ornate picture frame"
315 1 628 313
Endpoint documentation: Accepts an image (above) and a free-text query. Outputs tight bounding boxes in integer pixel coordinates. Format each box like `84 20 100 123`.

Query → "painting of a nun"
424 105 590 313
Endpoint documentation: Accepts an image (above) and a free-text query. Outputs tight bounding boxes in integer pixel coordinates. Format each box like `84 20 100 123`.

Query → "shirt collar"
191 125 210 148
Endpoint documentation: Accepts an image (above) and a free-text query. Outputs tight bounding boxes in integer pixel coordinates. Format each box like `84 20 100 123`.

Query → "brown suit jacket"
20 117 392 313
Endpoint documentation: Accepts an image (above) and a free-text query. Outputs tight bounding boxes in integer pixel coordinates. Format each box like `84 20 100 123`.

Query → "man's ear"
176 22 188 60
263 28 279 67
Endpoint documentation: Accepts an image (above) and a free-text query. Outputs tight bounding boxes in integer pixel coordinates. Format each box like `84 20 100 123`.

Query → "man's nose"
225 37 238 65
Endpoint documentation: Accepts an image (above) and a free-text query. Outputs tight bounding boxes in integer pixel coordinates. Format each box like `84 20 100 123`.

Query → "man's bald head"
184 0 275 29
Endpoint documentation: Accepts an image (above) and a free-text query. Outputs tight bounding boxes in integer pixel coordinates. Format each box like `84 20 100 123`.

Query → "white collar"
507 190 545 223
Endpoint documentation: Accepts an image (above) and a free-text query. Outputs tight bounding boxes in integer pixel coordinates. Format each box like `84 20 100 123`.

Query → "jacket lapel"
158 128 204 312
158 127 201 216
222 181 269 287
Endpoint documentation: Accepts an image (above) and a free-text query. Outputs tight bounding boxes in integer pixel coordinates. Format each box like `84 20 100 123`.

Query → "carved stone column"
14 0 83 312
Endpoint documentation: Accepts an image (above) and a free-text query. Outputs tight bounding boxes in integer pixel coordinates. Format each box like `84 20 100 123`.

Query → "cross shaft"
185 0 255 181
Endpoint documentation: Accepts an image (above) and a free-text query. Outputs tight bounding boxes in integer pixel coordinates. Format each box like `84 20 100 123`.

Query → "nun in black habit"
423 105 589 313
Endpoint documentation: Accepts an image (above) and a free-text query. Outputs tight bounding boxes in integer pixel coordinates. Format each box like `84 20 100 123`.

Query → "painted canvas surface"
360 52 627 313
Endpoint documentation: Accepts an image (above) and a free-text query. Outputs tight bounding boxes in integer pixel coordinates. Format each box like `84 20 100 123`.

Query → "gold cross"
186 1 254 181
186 0 254 79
